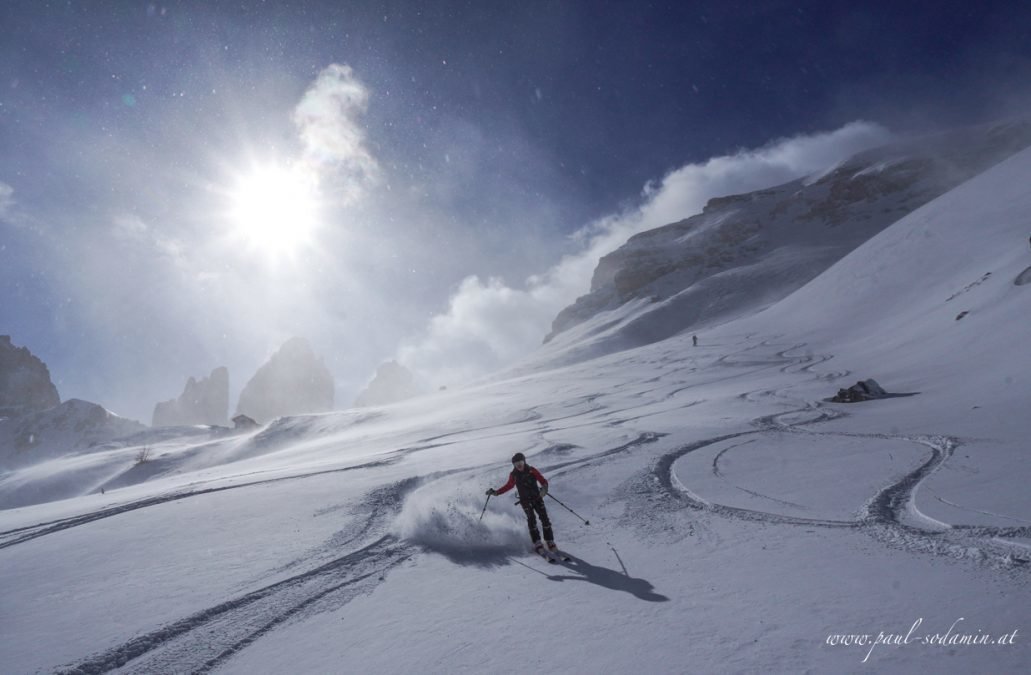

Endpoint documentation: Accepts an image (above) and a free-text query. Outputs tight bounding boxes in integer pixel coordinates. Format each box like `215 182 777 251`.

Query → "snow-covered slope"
726 141 1031 434
1 138 1030 674
0 399 146 470
544 120 1031 366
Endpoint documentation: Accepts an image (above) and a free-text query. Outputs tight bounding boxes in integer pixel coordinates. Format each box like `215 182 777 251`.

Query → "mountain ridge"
544 120 1031 361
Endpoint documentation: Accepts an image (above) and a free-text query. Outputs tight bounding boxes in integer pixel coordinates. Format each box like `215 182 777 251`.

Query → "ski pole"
547 493 590 525
479 494 491 521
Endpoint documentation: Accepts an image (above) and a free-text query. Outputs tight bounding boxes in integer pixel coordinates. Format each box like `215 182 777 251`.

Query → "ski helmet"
511 452 526 464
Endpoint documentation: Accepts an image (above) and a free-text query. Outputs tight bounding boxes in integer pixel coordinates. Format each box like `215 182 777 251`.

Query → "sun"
228 163 321 259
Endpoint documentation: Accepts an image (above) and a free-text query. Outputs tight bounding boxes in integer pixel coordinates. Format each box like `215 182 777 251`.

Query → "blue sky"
2 1 1030 421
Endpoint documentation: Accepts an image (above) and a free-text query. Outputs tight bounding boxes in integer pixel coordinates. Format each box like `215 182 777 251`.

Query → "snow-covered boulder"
0 398 146 468
152 367 229 427
0 335 61 417
354 361 423 407
236 338 334 423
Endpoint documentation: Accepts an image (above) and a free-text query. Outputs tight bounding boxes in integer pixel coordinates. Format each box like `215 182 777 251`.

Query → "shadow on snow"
545 554 669 602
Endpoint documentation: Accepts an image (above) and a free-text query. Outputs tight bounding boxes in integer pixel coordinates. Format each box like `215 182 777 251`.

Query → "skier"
692 334 698 347
486 452 557 555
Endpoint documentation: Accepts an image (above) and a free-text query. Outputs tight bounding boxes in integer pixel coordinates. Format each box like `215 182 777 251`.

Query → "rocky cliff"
354 361 422 407
236 338 334 423
0 398 146 468
152 367 229 427
0 335 61 417
546 120 1031 355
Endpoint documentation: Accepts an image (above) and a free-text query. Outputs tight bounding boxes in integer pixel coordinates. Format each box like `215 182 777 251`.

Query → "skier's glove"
539 485 548 498
485 488 497 496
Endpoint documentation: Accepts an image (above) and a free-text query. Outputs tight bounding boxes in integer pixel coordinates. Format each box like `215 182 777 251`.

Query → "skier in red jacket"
486 452 556 554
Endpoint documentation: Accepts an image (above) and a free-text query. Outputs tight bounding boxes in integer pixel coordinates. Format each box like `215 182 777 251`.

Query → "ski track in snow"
928 490 1031 525
47 430 670 673
12 336 1031 672
55 480 420 675
0 406 577 552
15 409 669 672
0 457 401 551
631 344 1031 573
710 439 810 510
9 145 1031 673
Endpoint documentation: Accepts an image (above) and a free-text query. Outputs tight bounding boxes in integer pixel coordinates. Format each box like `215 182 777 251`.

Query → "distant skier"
692 334 698 347
486 452 556 555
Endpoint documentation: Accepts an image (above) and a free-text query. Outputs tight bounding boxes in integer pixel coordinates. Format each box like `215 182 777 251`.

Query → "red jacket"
496 465 548 502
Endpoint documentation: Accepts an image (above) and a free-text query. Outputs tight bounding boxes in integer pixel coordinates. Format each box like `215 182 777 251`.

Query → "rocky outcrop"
547 120 1031 346
0 335 61 417
232 414 259 431
236 338 334 423
832 379 888 403
354 361 422 407
0 398 146 468
152 367 229 427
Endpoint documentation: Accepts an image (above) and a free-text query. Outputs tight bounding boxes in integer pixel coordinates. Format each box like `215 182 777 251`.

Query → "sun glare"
229 164 320 259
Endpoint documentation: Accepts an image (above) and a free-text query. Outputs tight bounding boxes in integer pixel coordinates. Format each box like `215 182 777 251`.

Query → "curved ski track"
9 335 1030 674
55 480 419 675
45 429 669 674
0 457 400 551
634 344 1031 572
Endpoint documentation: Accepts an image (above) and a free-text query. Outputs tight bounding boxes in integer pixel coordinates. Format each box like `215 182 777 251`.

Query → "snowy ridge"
544 120 1031 365
0 399 146 470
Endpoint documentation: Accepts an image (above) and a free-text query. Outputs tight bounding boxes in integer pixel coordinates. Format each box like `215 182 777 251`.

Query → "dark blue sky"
2 1 1030 420
5 1 1029 222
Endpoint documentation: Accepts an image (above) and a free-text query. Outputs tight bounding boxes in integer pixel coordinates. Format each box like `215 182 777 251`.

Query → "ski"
547 544 571 561
534 546 557 563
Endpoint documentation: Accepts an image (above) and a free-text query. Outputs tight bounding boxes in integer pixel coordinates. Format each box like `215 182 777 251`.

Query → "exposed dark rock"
354 361 422 407
232 414 259 430
236 338 334 423
1015 266 1031 286
547 121 1031 347
152 367 229 427
0 335 61 417
832 379 889 403
0 398 146 468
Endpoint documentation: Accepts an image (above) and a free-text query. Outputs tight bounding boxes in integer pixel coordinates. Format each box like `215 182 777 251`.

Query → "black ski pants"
521 497 553 544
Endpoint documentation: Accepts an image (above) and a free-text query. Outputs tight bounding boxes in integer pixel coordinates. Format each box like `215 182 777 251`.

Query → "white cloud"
111 213 148 240
398 121 893 386
111 213 186 265
634 121 893 232
0 182 14 219
398 276 562 387
292 63 379 201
